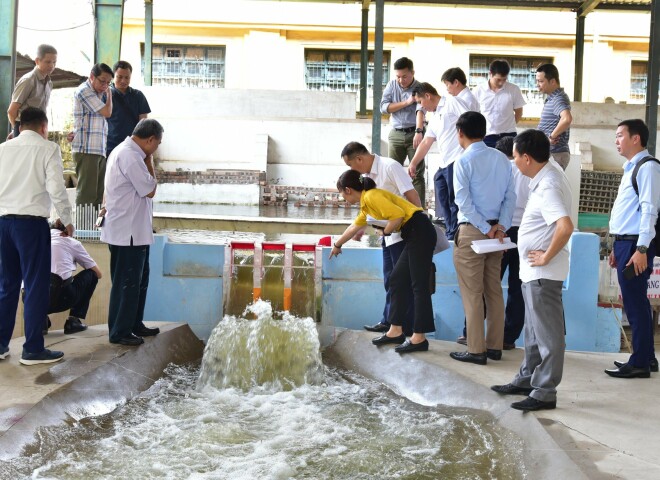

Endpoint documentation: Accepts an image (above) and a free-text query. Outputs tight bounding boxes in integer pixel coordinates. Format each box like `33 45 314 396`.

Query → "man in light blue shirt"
450 111 516 366
605 119 660 379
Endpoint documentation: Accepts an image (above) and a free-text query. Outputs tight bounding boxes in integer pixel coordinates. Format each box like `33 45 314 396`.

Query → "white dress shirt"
473 81 526 135
0 130 72 225
518 162 573 282
51 229 96 280
100 137 157 246
425 88 479 169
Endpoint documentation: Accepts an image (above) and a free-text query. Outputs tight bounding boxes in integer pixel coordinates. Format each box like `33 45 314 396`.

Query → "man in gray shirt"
380 57 426 205
536 64 572 170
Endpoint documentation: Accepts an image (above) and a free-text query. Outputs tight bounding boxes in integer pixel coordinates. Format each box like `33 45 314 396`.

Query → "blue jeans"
381 238 413 335
0 216 50 353
433 163 458 240
108 244 150 341
615 239 656 368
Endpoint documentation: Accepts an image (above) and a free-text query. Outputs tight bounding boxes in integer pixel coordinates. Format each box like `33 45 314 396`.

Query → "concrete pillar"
0 0 18 137
144 0 153 86
94 0 124 67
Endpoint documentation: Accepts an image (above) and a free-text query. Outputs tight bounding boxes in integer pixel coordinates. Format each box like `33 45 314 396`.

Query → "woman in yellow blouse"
329 169 437 353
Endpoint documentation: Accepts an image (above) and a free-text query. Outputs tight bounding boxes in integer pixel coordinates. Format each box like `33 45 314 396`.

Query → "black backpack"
631 156 660 246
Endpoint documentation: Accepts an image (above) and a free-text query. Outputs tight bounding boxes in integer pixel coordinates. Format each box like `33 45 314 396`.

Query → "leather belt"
459 219 498 227
1 214 44 220
614 234 639 241
394 126 416 133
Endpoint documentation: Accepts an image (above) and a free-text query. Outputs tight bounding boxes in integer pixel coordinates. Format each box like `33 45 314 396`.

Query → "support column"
359 3 369 117
144 0 153 86
574 14 585 102
646 0 660 155
371 0 384 155
94 0 124 67
0 0 19 137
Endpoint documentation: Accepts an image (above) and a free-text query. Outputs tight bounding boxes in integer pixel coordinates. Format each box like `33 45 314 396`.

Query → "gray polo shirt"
379 78 422 129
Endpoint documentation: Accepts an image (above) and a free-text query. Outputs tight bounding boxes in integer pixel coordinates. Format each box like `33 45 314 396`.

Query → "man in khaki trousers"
449 111 516 365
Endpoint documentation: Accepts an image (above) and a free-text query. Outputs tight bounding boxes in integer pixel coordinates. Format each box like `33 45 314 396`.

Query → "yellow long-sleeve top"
354 188 423 230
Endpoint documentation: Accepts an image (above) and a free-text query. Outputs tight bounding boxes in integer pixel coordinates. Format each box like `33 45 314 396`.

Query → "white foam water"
0 304 524 479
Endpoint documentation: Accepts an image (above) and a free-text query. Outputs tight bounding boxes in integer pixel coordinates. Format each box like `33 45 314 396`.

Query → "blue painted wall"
144 232 620 352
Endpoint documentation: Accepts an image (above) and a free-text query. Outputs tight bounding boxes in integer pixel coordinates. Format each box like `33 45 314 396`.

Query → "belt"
459 219 499 227
614 234 639 241
394 126 416 133
1 214 45 220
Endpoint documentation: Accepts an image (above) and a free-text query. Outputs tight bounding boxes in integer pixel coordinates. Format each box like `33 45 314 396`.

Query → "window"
469 55 553 106
305 50 389 92
144 44 225 88
630 61 648 103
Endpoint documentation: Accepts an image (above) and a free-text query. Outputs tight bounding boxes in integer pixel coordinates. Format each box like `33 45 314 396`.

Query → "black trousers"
108 244 150 342
49 269 98 319
388 212 437 334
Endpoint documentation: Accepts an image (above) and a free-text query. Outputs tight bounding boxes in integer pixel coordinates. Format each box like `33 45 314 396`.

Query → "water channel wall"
143 231 621 352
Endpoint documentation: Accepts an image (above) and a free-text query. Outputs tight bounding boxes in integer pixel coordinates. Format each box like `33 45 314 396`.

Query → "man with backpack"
605 119 660 379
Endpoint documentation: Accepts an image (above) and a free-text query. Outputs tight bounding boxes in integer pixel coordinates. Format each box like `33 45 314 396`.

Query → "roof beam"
577 0 602 17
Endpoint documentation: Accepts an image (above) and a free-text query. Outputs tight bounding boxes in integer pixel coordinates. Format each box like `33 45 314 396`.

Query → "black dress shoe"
456 336 467 346
491 383 533 396
450 351 487 365
614 358 659 373
364 323 389 333
511 396 556 411
64 317 88 334
503 342 516 350
394 339 429 354
605 363 650 378
110 334 145 346
486 349 502 360
133 325 160 337
372 334 406 346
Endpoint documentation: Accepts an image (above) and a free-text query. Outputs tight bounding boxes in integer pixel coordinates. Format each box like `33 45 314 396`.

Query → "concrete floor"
0 324 658 479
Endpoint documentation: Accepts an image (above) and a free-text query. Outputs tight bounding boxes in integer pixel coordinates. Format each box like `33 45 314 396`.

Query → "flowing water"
0 302 524 480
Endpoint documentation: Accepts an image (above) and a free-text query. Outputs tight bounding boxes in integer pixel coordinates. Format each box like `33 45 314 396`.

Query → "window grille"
469 55 553 105
305 50 390 92
144 44 226 88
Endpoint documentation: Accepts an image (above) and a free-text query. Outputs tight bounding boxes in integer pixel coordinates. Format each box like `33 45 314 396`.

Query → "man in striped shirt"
68 63 114 209
536 64 572 170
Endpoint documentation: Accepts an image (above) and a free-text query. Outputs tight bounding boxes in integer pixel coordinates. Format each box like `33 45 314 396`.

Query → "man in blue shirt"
106 61 151 158
380 57 426 205
450 111 516 365
605 119 660 379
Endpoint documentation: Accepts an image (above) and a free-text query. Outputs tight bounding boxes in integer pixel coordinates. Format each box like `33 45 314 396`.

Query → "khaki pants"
73 152 106 208
453 224 505 353
388 129 425 206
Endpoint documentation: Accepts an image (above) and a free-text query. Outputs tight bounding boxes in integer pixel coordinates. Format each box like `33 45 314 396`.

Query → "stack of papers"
470 238 516 254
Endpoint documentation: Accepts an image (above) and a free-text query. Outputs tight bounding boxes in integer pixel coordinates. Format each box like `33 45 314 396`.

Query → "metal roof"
15 53 86 89
324 1 654 13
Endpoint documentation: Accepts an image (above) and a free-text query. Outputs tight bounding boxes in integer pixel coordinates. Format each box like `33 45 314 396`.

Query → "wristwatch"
637 245 648 254
415 128 424 134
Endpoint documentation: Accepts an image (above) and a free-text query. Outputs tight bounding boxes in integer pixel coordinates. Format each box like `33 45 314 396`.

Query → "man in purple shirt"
100 119 163 346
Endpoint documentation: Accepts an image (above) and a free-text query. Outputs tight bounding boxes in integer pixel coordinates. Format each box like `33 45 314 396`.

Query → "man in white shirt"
408 69 479 240
473 59 526 148
0 107 73 365
47 222 102 334
491 129 573 412
341 141 421 337
101 118 162 346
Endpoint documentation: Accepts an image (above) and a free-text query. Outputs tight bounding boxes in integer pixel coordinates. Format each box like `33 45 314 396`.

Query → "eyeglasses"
95 78 111 86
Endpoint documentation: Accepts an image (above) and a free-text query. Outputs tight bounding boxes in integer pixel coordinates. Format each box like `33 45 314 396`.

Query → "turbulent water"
0 302 524 480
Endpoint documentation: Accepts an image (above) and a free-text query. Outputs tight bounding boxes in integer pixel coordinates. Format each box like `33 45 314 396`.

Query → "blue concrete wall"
321 232 620 353
144 235 224 340
144 232 620 352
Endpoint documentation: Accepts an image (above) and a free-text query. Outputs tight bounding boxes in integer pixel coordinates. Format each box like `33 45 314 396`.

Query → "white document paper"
470 238 516 254
366 216 403 246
